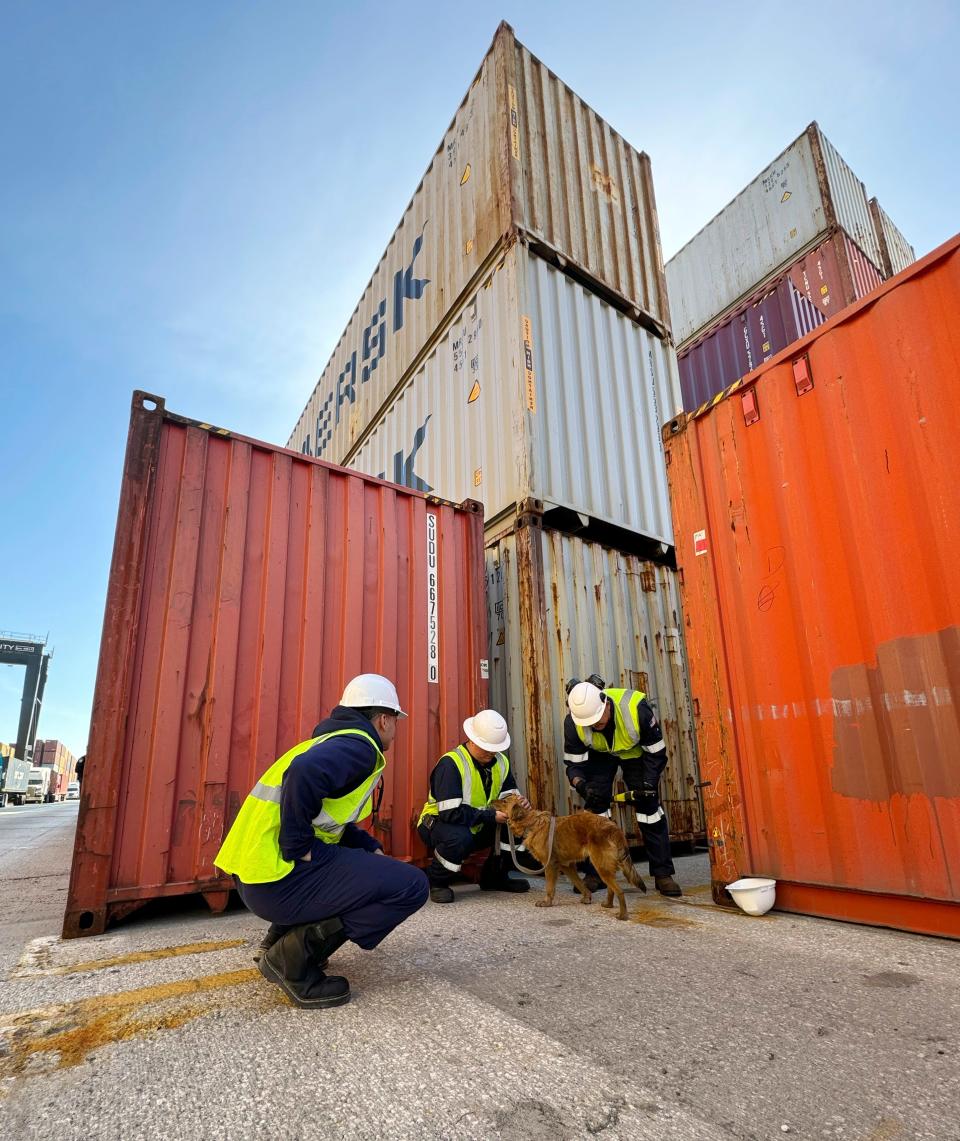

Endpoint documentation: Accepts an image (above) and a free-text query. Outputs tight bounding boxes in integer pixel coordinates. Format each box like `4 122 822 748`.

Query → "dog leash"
496 815 556 877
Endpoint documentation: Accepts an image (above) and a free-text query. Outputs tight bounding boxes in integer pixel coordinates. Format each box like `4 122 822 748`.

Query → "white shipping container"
343 244 680 545
485 520 702 835
289 21 669 467
869 197 916 278
666 122 884 346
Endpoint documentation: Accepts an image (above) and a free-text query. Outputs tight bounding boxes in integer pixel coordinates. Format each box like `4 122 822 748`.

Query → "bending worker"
215 674 429 1009
417 708 530 903
564 679 682 897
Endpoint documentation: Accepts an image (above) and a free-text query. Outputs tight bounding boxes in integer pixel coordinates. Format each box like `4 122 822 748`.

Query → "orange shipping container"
65 393 488 938
663 235 960 939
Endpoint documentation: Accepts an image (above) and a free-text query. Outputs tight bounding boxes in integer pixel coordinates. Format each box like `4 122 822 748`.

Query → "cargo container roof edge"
665 230 960 431
140 390 482 515
665 121 830 264
288 20 657 448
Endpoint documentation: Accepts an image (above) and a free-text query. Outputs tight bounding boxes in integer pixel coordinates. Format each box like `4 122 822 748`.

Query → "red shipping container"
677 230 883 413
664 235 960 939
64 394 488 938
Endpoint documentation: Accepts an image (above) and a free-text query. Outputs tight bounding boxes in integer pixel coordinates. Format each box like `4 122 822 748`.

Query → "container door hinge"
793 353 814 396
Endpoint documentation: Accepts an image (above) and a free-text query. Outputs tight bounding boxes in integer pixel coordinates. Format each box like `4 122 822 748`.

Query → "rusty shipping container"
869 197 916 279
64 393 488 938
663 235 960 939
665 122 896 347
678 230 883 413
484 508 702 840
289 21 670 467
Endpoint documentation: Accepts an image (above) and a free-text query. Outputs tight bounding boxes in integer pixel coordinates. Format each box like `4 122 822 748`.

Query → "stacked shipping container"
288 23 702 837
663 235 960 939
666 123 914 412
32 738 76 801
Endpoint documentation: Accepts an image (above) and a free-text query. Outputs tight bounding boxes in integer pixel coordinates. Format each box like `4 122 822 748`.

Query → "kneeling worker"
418 709 530 903
215 674 429 1009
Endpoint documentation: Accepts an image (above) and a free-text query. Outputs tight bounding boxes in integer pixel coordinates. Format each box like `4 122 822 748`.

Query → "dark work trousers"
570 751 675 877
418 818 500 885
236 842 428 951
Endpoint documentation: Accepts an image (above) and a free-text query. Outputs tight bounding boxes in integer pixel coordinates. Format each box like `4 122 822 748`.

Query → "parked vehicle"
0 755 32 807
66 781 80 801
24 766 51 804
44 767 68 803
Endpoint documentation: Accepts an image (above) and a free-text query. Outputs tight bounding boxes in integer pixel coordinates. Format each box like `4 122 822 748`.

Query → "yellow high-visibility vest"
574 688 647 759
418 745 509 834
215 728 384 884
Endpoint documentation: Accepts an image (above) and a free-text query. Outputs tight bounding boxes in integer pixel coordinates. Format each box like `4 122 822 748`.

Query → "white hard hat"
340 674 407 718
567 681 607 727
463 709 510 752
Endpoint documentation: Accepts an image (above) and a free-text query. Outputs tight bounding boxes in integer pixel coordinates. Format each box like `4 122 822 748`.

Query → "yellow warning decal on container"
461 164 471 186
465 238 474 255
522 315 536 413
820 284 829 296
474 468 482 487
468 380 481 403
496 629 506 646
509 85 520 160
781 190 792 203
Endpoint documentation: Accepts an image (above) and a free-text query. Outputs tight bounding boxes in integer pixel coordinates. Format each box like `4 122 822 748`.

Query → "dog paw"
616 913 628 920
534 900 552 908
580 894 592 905
601 900 613 909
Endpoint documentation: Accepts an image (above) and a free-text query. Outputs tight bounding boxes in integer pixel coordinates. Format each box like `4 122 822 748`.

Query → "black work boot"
479 854 530 894
253 922 292 963
258 923 350 1009
429 884 455 904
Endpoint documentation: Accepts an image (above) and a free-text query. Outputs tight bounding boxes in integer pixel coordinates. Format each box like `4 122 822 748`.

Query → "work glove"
614 786 658 812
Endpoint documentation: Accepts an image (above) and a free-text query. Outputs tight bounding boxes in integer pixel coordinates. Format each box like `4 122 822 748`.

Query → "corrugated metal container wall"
663 235 960 939
345 245 679 543
870 197 916 278
288 21 669 465
666 123 884 346
678 230 883 412
64 393 489 938
485 515 702 839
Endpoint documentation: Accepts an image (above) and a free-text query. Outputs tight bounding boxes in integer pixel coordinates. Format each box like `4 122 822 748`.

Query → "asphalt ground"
0 803 958 1140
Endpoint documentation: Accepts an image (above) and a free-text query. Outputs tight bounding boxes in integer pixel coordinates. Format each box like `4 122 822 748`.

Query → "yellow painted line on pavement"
0 967 277 1087
10 938 247 978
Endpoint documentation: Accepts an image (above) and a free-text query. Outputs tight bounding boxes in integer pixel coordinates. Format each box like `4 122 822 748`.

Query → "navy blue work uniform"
236 707 428 950
562 701 676 878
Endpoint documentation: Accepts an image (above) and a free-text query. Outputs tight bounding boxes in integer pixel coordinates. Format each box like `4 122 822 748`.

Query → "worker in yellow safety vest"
215 674 428 1009
564 679 682 897
417 709 532 904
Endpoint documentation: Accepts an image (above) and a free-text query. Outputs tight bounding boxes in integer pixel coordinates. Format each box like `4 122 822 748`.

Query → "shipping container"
343 243 680 542
666 123 886 347
484 507 703 841
663 234 960 939
0 754 31 806
289 21 670 468
678 230 883 412
64 392 489 938
869 197 916 279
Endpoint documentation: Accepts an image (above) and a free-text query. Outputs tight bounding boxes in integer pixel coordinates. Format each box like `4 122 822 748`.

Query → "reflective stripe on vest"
214 728 385 884
418 745 509 832
575 688 646 759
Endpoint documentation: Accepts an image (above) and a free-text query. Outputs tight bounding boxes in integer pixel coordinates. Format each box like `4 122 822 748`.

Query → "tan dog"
491 798 646 920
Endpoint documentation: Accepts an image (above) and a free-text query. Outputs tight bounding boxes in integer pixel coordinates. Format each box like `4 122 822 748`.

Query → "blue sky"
2 1 958 758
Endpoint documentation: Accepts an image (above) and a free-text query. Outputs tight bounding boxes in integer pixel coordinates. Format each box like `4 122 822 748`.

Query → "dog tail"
618 845 647 893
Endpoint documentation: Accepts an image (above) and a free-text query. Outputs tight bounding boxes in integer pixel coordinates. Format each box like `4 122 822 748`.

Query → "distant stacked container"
287 22 702 833
32 739 76 800
666 123 914 412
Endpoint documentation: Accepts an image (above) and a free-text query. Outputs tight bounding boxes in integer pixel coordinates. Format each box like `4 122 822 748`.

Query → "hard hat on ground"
463 709 510 752
567 681 607 727
340 674 407 717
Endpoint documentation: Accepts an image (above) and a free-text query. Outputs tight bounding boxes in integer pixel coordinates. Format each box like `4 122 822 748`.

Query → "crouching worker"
417 709 531 904
215 674 429 1009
